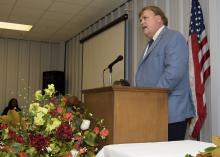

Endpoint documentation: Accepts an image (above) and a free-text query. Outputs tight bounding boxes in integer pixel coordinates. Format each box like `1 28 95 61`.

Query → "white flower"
70 149 79 157
46 147 52 152
80 119 90 130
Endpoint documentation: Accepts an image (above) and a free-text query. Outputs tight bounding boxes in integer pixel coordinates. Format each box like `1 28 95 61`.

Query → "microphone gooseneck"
103 55 124 86
107 55 123 69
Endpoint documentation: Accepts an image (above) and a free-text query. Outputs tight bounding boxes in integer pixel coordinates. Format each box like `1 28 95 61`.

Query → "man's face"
139 9 162 38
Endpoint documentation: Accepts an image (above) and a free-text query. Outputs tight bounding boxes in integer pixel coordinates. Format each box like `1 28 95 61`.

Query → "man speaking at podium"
135 6 195 141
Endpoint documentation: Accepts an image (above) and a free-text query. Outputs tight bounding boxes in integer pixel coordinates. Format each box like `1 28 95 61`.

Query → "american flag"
188 0 210 139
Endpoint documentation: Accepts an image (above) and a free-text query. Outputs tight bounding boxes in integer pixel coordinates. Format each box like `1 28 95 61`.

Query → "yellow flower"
29 103 48 115
34 113 45 125
44 84 55 96
44 102 55 110
29 103 40 114
38 106 48 115
46 118 61 132
35 90 43 101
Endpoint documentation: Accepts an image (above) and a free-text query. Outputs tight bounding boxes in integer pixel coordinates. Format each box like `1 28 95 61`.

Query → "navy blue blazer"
135 27 195 123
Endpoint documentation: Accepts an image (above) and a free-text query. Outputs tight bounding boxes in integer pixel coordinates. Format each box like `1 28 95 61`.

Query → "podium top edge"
82 86 170 94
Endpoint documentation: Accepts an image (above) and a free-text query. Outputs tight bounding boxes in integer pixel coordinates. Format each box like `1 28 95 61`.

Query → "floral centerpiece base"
0 84 109 157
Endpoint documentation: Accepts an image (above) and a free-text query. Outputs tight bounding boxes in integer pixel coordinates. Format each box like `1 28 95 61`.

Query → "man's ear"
155 15 162 23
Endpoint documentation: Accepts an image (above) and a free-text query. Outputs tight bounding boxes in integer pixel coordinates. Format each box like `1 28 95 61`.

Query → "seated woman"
1 98 21 115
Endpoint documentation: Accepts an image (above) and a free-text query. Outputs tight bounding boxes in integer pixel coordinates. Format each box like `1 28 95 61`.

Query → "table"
96 140 215 157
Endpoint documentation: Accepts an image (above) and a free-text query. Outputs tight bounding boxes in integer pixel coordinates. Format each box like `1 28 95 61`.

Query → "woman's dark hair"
1 98 21 115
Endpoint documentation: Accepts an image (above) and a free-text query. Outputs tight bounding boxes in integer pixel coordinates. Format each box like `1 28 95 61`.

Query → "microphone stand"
102 67 112 86
109 67 113 85
103 69 106 87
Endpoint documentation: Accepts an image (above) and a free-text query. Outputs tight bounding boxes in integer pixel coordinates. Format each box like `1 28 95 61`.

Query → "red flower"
16 135 25 144
67 96 81 105
8 129 16 139
56 106 63 114
62 112 74 122
74 143 80 150
63 96 68 105
0 123 7 129
49 106 63 116
100 128 109 137
29 134 50 150
49 108 56 116
19 152 26 157
56 123 73 140
65 152 72 157
93 127 100 134
74 135 82 141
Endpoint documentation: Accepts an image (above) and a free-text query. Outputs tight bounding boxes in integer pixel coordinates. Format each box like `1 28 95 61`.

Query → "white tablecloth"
96 140 215 157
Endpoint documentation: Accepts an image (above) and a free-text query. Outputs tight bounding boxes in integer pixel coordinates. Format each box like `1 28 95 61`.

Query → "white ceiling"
0 0 128 42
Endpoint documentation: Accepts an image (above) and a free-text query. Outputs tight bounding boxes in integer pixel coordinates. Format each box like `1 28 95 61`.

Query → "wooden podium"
82 86 169 144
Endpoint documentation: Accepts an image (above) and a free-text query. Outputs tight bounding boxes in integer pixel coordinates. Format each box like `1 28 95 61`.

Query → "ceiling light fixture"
0 21 32 31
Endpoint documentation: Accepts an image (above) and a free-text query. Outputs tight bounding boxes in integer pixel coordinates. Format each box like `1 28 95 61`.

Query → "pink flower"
65 152 72 157
50 106 63 116
79 148 86 154
56 106 63 114
62 112 74 122
93 127 100 134
100 128 109 137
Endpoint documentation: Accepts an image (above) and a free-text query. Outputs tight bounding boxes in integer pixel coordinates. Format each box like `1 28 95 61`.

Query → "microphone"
103 55 123 86
107 55 123 69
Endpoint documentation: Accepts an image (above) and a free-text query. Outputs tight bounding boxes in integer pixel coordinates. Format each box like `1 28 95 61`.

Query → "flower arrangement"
185 136 220 157
0 84 109 157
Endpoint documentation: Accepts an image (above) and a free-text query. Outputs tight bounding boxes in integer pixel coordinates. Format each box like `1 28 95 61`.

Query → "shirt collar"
152 25 165 41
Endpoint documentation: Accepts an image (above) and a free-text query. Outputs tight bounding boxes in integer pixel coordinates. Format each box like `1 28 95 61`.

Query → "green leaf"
66 144 72 152
10 142 23 153
87 151 96 157
205 146 218 152
185 154 194 157
84 131 98 146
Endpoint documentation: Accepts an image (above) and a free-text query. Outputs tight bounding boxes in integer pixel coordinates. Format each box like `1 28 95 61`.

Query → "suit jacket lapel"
142 27 167 60
136 27 168 72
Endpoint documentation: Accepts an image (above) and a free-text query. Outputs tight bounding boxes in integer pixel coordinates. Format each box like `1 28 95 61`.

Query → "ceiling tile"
55 0 93 6
1 29 27 39
0 0 16 5
15 0 54 10
89 0 120 9
36 19 65 28
30 25 58 34
10 7 45 20
49 2 84 14
0 5 12 21
42 11 73 22
9 15 38 25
